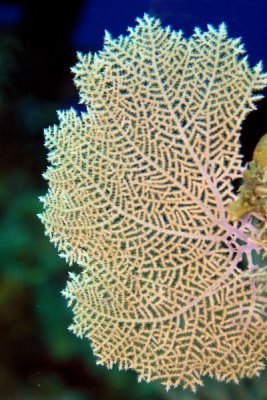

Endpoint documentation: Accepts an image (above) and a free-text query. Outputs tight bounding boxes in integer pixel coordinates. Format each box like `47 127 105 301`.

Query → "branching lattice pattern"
39 15 267 391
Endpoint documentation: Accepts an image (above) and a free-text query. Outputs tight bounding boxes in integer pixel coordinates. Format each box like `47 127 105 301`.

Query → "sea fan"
39 15 267 391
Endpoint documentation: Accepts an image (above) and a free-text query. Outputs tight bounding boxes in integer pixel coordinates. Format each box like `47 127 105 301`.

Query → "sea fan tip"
143 12 152 21
207 23 215 32
137 13 156 26
77 51 85 61
254 60 263 73
194 26 202 35
219 21 227 35
135 15 143 25
59 252 67 260
36 213 44 222
56 109 66 120
68 272 79 282
104 29 112 42
70 66 77 74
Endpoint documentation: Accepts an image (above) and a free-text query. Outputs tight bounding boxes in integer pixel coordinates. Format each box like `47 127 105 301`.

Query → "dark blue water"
72 0 267 68
1 0 265 66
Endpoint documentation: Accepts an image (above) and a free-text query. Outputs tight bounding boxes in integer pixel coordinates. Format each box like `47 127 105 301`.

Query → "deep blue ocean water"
71 0 267 68
0 0 266 66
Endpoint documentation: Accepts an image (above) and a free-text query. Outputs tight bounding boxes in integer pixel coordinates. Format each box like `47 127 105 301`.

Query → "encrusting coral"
228 134 267 232
228 133 267 291
39 15 267 391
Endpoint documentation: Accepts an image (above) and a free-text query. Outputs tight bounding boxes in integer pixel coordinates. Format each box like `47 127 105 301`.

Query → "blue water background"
0 0 266 66
72 0 267 68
